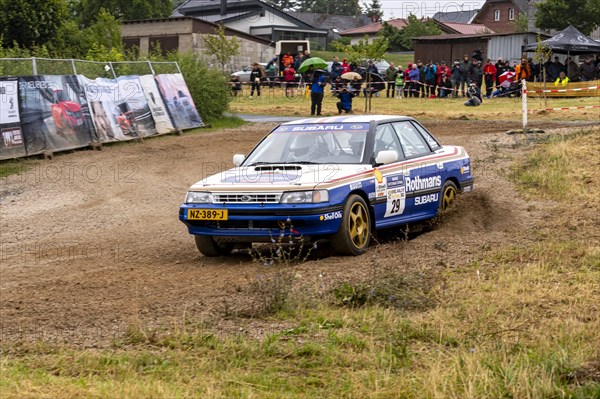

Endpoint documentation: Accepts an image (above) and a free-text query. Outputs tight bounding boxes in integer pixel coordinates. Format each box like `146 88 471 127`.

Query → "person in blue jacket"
310 69 326 116
335 85 355 114
423 60 437 97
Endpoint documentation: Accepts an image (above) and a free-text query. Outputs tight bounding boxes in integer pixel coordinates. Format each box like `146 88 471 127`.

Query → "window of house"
494 9 501 21
508 8 515 20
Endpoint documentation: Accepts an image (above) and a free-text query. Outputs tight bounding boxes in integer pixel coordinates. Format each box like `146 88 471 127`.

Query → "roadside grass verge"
511 130 600 202
228 93 600 122
2 238 599 398
0 160 29 179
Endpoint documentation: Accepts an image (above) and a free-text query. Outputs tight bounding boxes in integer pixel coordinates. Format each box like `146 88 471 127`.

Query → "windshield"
244 123 370 165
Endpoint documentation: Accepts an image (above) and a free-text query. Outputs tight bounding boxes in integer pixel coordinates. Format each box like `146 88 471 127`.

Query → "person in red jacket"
436 60 450 87
483 59 497 98
341 58 351 74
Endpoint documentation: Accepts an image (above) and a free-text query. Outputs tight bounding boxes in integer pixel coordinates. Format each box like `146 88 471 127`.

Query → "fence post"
71 59 77 75
32 57 38 75
147 60 155 75
108 61 117 79
521 79 527 133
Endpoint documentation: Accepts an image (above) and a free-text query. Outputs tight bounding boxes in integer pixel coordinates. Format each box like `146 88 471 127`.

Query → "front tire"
331 195 371 256
439 181 458 210
194 235 234 257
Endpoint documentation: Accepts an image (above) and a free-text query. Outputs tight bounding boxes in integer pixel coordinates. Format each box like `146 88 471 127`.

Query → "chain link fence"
0 57 180 77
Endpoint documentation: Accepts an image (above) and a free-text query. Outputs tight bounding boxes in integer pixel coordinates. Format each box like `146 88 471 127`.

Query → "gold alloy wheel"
349 201 369 248
441 184 457 210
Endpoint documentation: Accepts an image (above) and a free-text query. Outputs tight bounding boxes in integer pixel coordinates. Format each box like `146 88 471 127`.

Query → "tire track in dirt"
0 120 587 346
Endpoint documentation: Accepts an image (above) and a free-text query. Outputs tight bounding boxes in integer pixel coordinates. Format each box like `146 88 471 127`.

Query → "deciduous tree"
204 25 241 74
535 0 600 35
0 0 68 49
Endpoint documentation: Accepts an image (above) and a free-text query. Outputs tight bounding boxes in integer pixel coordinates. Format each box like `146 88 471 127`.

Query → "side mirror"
375 150 398 165
232 154 245 167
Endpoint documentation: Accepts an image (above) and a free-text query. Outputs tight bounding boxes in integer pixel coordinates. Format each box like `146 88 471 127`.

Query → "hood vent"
254 165 302 172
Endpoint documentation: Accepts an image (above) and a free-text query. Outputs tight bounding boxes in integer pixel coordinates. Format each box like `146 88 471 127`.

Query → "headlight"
186 191 213 204
280 190 329 204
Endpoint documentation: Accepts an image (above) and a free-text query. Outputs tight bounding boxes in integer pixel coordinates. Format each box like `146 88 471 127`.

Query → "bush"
167 52 230 122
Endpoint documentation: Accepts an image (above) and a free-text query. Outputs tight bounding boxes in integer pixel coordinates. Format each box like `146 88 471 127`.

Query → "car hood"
58 101 81 112
189 164 372 192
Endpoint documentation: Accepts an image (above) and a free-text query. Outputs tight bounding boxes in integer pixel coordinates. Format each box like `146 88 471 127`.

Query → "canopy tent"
523 25 600 55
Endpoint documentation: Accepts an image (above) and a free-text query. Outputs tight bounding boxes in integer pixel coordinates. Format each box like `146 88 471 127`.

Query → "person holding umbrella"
310 69 326 116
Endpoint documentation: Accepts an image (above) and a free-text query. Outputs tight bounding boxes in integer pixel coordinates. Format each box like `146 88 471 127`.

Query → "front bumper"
179 203 344 241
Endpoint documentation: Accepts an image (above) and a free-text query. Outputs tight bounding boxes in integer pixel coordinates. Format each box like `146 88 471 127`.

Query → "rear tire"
331 195 371 256
439 181 458 211
194 235 234 257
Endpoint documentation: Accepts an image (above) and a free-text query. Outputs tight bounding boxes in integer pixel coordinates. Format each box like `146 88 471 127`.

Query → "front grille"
213 192 282 204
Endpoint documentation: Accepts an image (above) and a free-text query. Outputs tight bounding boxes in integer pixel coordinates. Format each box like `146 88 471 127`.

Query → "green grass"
511 131 599 201
0 160 30 179
312 50 414 68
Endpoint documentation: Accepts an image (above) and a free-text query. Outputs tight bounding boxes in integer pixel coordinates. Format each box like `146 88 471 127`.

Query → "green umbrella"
297 57 327 73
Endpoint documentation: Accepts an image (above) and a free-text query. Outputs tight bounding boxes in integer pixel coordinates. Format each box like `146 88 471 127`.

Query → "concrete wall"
192 33 275 72
122 19 275 72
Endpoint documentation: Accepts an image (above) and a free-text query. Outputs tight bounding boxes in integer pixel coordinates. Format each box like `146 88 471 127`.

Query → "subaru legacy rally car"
180 116 473 256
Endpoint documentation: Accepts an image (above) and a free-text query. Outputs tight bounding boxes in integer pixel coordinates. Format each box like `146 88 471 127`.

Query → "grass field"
229 91 600 122
1 130 599 398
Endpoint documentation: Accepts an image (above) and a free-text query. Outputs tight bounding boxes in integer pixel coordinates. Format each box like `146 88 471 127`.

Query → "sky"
375 0 486 19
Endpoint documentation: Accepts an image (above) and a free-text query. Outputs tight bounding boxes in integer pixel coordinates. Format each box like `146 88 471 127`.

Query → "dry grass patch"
229 93 600 122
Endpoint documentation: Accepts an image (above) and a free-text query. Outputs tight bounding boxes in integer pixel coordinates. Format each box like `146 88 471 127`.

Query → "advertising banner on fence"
155 73 204 129
80 75 138 142
139 75 175 134
0 77 26 159
18 75 94 156
80 75 158 140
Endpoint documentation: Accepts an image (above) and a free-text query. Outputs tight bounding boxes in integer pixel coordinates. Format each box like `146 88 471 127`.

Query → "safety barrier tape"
529 85 599 93
528 105 600 113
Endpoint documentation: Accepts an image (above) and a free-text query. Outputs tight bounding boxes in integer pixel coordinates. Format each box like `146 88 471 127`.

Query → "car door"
371 123 411 228
391 121 441 221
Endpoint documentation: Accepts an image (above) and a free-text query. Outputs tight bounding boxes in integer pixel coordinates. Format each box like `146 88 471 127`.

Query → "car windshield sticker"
384 175 406 217
274 123 370 133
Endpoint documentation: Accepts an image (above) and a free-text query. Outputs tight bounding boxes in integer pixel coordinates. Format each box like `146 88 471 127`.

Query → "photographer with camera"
335 85 355 114
464 83 483 107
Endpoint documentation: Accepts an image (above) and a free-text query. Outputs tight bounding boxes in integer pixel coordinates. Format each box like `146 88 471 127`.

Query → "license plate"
188 209 228 220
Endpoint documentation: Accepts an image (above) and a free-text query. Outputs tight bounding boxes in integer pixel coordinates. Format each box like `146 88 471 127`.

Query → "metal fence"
0 57 181 77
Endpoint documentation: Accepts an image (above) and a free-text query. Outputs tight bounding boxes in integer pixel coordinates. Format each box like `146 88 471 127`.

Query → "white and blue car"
180 116 473 256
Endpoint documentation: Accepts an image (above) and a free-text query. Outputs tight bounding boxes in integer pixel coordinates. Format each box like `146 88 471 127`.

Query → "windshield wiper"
288 161 321 165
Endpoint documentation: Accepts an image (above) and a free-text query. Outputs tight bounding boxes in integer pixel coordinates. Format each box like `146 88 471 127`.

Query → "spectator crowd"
230 52 600 101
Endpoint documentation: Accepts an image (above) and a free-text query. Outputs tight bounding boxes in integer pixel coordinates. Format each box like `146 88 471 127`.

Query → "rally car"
180 116 473 256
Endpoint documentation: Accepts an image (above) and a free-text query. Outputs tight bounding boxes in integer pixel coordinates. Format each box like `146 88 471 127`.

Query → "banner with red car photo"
0 77 26 160
155 74 204 130
17 75 94 156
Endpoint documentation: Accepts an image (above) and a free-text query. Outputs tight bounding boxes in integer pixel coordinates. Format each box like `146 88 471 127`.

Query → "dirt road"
0 120 593 346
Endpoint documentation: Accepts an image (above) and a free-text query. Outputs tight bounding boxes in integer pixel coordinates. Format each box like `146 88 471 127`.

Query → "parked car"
231 63 269 83
180 115 473 257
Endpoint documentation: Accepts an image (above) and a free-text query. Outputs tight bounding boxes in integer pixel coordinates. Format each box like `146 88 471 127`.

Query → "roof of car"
281 115 412 125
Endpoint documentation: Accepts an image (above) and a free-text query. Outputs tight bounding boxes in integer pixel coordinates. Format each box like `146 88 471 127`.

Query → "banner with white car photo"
138 75 175 135
155 74 204 129
17 75 94 156
0 77 26 160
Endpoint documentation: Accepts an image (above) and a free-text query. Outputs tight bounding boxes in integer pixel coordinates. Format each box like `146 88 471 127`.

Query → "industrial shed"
413 32 549 63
